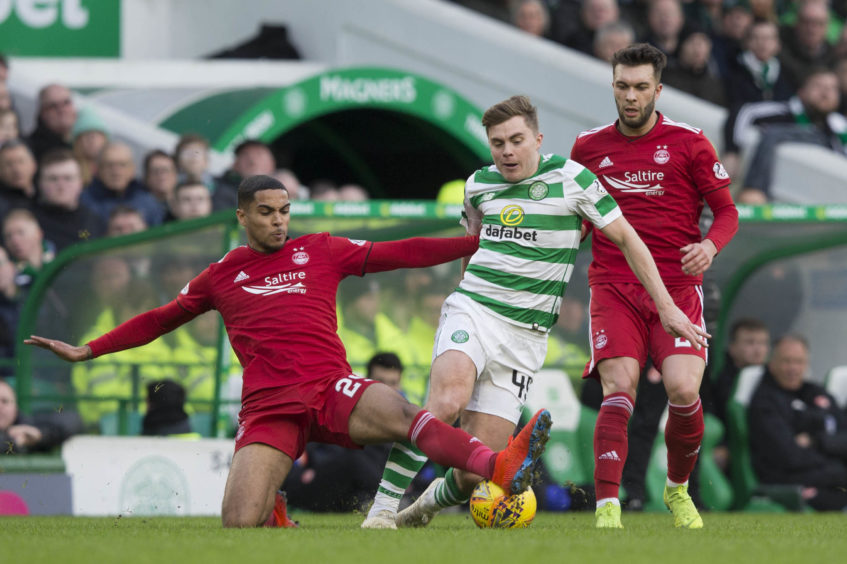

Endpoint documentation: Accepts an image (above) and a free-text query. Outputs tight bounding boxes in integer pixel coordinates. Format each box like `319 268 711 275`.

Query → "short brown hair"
611 43 667 81
39 147 79 171
481 95 539 133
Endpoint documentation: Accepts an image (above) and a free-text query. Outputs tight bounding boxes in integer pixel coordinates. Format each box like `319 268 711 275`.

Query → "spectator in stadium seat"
71 106 109 186
593 21 636 63
174 134 223 204
271 168 309 200
726 19 795 108
81 142 165 227
167 180 213 222
34 149 105 251
662 31 727 106
682 0 724 37
779 0 836 88
641 0 688 63
0 108 20 144
748 335 847 511
2 208 55 288
711 3 754 79
835 56 847 115
562 0 621 55
726 68 846 201
27 84 77 162
310 178 339 201
511 0 552 39
337 183 370 202
0 139 37 214
142 149 179 208
0 246 21 375
722 19 796 181
141 379 194 437
213 140 275 211
0 380 74 454
106 205 148 237
709 318 770 430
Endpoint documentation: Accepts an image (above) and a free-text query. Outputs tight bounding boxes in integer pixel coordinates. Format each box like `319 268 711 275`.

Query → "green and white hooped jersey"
457 153 621 332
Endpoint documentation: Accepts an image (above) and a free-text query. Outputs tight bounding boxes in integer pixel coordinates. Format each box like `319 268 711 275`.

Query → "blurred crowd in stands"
459 0 847 202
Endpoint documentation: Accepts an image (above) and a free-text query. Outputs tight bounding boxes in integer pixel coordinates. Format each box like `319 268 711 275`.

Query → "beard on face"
617 97 656 131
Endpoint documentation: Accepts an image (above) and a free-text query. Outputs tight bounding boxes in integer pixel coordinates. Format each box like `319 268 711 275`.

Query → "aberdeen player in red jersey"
571 44 738 529
25 175 552 528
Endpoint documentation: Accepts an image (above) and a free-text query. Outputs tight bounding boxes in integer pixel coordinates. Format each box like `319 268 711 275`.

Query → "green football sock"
433 468 470 508
368 441 428 515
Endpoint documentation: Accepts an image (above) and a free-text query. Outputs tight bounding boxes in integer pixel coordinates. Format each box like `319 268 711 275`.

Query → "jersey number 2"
336 375 364 398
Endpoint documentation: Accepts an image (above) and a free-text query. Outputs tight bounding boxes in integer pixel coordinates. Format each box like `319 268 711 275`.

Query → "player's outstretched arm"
24 336 91 362
600 217 710 349
365 235 479 273
26 300 197 362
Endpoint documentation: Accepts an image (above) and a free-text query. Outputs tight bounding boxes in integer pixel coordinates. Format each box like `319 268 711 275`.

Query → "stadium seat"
99 411 143 436
825 365 847 409
726 365 804 511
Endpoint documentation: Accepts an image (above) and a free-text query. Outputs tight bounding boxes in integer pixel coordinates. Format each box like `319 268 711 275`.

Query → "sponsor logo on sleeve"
713 162 729 180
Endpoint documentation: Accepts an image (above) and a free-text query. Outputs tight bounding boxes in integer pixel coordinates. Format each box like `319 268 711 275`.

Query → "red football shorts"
233 373 377 460
583 283 707 379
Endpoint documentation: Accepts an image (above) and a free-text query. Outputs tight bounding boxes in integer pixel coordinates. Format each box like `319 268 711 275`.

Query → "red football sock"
665 397 704 484
408 410 497 478
594 392 634 501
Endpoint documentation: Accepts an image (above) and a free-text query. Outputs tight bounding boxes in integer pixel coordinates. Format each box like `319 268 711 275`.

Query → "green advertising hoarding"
0 0 119 57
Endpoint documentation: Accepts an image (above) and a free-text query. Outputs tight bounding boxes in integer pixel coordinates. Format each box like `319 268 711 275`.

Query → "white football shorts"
433 292 547 424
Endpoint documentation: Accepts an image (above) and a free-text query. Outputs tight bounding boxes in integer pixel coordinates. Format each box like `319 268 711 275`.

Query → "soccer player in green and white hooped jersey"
362 95 709 529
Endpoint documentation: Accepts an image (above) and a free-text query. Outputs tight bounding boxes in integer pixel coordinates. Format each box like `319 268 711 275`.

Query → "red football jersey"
571 113 731 287
177 233 371 398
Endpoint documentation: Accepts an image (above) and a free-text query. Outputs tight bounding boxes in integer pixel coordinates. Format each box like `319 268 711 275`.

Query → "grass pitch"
2 511 844 564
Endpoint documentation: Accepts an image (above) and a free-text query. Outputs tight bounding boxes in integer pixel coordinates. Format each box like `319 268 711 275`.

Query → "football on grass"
469 480 536 528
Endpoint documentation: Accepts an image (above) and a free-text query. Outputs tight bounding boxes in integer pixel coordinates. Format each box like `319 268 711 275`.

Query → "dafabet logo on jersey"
500 205 524 226
484 204 538 241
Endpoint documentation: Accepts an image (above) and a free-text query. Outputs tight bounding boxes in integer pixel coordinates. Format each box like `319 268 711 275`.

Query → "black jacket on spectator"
211 170 240 211
663 62 727 107
778 27 835 89
0 411 76 454
0 293 21 376
81 178 165 227
34 203 106 252
26 120 72 163
725 53 795 111
0 181 35 218
748 370 847 489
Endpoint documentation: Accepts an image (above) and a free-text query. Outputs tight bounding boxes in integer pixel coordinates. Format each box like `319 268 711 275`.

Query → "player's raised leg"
396 409 516 527
221 443 293 528
661 354 706 529
594 357 639 528
363 350 476 529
